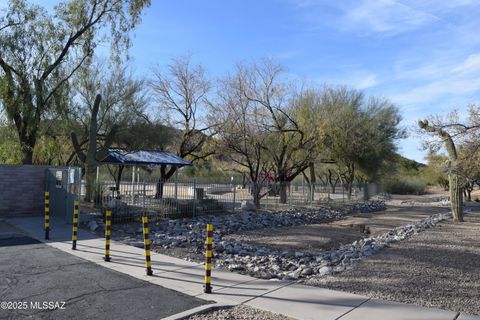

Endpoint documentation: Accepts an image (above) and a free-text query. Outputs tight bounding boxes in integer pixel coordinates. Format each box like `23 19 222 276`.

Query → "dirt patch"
226 204 451 254
226 224 366 254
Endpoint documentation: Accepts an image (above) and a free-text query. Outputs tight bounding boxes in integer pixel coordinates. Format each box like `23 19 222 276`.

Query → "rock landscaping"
308 208 480 316
81 199 457 282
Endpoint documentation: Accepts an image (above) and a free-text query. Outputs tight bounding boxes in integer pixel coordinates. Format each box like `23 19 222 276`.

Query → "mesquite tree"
320 87 403 199
150 55 215 198
212 70 272 207
235 60 319 204
0 0 150 163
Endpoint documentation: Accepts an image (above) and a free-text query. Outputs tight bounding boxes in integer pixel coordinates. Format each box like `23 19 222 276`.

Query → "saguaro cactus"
418 120 464 222
71 94 117 202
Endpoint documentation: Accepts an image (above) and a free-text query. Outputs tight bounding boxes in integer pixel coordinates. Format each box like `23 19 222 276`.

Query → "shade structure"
99 148 192 167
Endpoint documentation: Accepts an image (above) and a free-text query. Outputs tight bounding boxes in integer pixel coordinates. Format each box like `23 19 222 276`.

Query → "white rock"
88 220 99 232
318 266 332 276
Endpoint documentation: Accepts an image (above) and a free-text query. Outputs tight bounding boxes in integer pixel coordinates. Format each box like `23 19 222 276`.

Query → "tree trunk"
309 163 315 202
155 165 176 199
20 146 34 164
345 163 355 200
155 181 164 199
449 173 464 222
347 182 352 200
252 182 261 208
279 181 288 204
115 165 124 198
19 134 36 164
328 169 337 194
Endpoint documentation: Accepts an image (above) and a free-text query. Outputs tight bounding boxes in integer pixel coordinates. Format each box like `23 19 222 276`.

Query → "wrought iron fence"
89 176 382 223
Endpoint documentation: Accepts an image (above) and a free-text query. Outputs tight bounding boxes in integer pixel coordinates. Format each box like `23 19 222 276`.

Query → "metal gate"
45 167 81 223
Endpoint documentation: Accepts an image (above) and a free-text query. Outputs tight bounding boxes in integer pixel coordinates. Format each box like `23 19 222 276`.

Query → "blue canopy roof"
100 149 192 167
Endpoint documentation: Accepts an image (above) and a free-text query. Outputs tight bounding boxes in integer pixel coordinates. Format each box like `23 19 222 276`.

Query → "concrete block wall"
0 165 50 217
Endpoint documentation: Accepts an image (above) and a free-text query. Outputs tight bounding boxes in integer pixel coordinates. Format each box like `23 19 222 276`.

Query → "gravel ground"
306 210 480 315
186 305 295 320
226 205 450 254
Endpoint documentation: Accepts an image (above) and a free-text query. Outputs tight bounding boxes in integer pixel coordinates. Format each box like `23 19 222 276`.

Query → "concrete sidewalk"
7 216 479 320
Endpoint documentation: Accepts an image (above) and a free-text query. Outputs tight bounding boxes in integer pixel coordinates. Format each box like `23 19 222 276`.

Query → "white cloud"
391 77 480 106
390 53 480 105
355 74 379 89
343 0 439 35
310 69 380 90
452 53 480 74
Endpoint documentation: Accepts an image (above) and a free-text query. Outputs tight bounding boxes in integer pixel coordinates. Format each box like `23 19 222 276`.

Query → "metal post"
72 200 79 250
142 216 153 276
174 169 178 200
44 192 50 240
204 224 213 293
96 167 100 185
193 178 197 218
143 182 146 209
104 210 112 262
233 184 236 213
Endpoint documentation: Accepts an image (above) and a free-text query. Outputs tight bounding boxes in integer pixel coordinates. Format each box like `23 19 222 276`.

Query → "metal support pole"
142 216 153 276
233 184 236 213
174 169 178 200
104 210 112 262
204 224 213 293
193 178 197 218
44 192 50 240
72 200 79 249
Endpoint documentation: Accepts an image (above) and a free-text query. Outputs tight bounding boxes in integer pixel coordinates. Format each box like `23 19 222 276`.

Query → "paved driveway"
0 223 206 320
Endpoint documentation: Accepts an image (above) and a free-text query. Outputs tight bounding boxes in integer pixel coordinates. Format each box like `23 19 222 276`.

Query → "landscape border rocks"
80 200 462 282
101 201 383 273
212 210 454 281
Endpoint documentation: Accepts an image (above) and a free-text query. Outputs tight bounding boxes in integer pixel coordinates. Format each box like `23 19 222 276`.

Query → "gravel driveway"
306 210 480 315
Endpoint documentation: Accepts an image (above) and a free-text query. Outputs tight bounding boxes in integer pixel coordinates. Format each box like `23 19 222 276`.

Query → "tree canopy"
0 0 150 163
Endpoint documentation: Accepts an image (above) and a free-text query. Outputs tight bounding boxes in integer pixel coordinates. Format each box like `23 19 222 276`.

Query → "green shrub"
383 176 426 195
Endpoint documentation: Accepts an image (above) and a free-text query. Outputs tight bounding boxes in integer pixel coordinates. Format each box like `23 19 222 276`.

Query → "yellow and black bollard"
204 223 213 293
142 216 153 276
72 200 79 250
44 192 50 240
104 210 112 262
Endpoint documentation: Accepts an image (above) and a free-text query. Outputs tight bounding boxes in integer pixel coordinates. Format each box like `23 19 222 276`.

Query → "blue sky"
21 1 480 162
127 0 480 163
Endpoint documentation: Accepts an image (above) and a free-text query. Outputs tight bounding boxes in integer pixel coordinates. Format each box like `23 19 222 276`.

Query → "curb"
162 303 235 320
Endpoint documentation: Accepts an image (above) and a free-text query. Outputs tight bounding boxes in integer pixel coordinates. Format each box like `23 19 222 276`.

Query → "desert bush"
383 176 426 195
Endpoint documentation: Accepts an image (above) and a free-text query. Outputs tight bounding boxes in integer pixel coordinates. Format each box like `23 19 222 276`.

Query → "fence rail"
92 177 381 223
